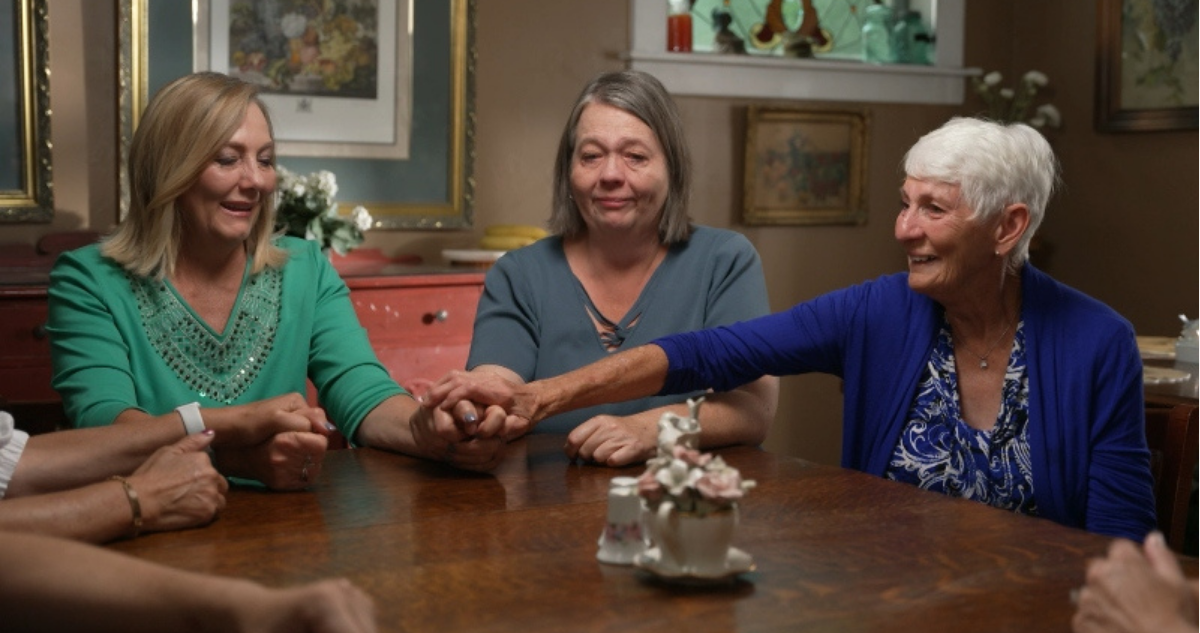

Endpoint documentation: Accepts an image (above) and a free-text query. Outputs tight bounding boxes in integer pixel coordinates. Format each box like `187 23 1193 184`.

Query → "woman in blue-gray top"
426 117 1157 541
439 70 779 467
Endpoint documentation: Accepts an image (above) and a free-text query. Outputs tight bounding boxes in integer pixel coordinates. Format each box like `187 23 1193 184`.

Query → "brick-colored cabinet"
0 280 61 434
0 286 55 400
342 271 484 393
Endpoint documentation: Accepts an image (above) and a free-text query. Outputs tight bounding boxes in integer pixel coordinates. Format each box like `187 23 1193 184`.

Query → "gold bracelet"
109 476 142 538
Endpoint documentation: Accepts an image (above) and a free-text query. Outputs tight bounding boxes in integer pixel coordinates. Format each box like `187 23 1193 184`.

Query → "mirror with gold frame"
0 0 53 223
117 0 475 229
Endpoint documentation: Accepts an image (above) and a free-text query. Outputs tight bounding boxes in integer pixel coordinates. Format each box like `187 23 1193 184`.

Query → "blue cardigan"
655 265 1156 541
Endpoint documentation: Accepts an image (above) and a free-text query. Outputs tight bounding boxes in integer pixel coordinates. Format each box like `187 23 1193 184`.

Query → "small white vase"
650 501 738 575
596 477 648 565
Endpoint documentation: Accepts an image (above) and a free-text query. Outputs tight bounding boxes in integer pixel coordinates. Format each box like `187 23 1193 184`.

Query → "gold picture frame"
743 107 868 226
0 0 53 223
117 0 475 228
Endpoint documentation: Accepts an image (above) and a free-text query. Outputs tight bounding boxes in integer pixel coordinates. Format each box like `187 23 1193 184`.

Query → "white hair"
903 117 1060 272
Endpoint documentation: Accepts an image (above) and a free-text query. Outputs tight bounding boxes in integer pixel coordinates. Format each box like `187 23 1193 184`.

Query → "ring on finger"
300 454 313 483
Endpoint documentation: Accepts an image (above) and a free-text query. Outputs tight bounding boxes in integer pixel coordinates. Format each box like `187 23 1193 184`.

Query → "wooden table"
109 435 1163 632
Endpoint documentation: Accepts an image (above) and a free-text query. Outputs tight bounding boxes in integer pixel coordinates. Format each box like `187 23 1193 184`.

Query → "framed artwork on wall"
195 0 412 159
0 0 53 224
742 107 868 226
118 0 475 229
1095 0 1198 132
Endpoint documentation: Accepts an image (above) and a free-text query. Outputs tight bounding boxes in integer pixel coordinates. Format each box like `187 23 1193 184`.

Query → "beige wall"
9 1 1197 465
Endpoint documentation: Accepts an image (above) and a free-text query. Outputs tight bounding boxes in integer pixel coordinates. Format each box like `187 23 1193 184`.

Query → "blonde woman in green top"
48 72 504 487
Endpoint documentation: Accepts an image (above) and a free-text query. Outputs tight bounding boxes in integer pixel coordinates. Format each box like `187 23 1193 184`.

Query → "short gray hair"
903 117 1059 273
549 70 693 243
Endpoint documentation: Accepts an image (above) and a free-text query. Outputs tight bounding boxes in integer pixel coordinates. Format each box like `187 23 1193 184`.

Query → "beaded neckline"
130 266 282 404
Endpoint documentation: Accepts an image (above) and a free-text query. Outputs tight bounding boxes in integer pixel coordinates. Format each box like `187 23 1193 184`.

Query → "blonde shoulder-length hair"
102 71 287 279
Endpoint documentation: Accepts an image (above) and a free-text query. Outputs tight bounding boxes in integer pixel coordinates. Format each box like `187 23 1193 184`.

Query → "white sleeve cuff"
0 411 30 499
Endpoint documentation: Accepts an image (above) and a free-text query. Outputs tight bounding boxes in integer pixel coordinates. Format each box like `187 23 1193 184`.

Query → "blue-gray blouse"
467 226 769 433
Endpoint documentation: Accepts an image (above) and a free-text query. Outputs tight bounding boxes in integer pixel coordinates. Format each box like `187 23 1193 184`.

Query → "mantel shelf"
626 0 975 105
627 51 980 104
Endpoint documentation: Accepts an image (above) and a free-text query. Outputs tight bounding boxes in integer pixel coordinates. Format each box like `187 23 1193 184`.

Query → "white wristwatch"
175 402 205 435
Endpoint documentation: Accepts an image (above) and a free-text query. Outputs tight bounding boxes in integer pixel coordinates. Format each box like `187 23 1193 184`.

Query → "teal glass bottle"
861 3 893 64
891 10 931 64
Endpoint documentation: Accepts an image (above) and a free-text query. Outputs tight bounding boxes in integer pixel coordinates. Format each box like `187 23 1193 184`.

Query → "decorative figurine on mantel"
749 0 831 57
712 6 746 54
632 397 757 582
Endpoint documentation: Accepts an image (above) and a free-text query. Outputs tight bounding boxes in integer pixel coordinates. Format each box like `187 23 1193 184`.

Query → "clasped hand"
417 371 533 440
207 394 335 490
415 371 657 468
401 376 508 472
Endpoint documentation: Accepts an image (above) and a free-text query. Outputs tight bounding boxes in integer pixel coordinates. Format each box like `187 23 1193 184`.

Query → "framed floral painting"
1095 0 1198 132
742 107 868 226
196 0 412 159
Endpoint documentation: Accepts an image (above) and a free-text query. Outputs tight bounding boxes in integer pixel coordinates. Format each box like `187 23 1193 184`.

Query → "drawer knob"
423 309 449 324
32 324 47 340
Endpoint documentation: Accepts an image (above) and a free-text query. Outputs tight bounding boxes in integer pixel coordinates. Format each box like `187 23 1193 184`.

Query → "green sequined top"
47 237 405 442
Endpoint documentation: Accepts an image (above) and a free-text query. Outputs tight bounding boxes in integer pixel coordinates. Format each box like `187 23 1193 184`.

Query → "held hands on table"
413 371 658 468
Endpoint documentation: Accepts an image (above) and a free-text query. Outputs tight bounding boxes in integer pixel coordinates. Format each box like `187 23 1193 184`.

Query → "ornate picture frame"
193 0 413 160
117 0 475 228
742 107 868 226
0 0 53 224
1095 0 1198 132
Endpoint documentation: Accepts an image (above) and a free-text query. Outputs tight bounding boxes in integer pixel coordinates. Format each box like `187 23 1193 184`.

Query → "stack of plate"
442 249 505 269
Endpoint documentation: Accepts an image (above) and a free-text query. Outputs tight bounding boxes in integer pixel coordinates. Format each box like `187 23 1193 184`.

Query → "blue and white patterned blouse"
884 318 1038 516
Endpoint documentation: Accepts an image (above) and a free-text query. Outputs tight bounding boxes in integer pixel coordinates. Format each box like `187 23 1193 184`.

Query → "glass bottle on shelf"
861 2 893 64
891 10 931 64
667 0 693 52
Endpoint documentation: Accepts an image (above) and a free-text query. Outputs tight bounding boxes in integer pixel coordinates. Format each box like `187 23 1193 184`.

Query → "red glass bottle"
667 0 692 52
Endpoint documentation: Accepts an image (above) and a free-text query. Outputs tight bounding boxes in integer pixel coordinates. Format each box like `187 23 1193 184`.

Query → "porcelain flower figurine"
638 398 755 517
655 397 702 456
274 166 373 255
972 70 1062 130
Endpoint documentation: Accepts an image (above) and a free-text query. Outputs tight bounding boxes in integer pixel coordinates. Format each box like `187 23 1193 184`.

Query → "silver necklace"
957 317 1016 370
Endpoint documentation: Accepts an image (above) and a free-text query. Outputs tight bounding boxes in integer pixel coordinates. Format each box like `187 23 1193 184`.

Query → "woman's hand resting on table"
565 413 658 466
126 430 228 533
212 430 328 490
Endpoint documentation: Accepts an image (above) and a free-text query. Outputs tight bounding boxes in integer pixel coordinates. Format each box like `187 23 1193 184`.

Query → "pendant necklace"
958 316 1016 370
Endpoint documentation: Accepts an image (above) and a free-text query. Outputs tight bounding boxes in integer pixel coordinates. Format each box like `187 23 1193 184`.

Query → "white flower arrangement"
972 70 1062 130
636 398 755 516
637 445 756 516
274 166 372 255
